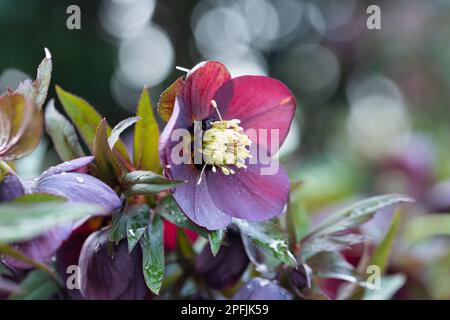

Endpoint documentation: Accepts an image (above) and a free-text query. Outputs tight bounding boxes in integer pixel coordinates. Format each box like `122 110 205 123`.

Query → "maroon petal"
171 164 231 231
182 61 231 121
206 163 289 221
214 76 296 154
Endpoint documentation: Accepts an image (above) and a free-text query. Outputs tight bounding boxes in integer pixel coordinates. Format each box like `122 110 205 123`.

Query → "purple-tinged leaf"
92 119 123 188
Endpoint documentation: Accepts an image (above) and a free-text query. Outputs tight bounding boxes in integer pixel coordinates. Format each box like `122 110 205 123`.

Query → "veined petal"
33 172 121 213
40 156 94 180
171 164 231 231
206 162 290 221
214 76 296 155
182 61 231 121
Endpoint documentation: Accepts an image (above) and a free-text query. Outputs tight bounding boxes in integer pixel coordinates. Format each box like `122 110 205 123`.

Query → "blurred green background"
1 0 450 299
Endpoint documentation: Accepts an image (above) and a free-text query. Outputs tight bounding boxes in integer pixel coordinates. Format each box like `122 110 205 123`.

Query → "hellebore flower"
233 277 292 300
195 231 249 290
159 61 296 230
78 228 147 300
0 156 122 269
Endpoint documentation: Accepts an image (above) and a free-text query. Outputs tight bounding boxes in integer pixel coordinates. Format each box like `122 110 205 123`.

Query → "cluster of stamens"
197 100 252 185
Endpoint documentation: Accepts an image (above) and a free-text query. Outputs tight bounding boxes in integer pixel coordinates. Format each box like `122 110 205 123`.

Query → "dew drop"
76 176 85 183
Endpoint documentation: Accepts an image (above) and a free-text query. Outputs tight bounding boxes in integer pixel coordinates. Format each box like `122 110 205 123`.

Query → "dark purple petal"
2 225 72 269
233 277 292 300
214 76 296 154
171 163 231 230
182 61 231 121
206 163 289 221
33 172 121 213
0 169 26 201
195 231 249 289
40 156 94 179
79 228 147 300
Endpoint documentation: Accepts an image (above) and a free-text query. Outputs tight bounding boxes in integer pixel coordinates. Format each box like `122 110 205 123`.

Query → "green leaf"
55 85 131 165
45 99 85 161
233 218 297 268
176 228 196 260
108 211 130 243
209 229 226 256
362 274 406 300
368 211 401 273
141 214 164 295
287 181 309 244
92 118 123 188
9 270 60 300
403 214 450 243
33 48 53 110
0 202 102 243
109 116 141 149
16 48 52 110
304 194 413 239
301 233 367 260
122 170 182 197
306 251 363 284
126 205 150 253
134 88 161 173
157 196 208 238
12 193 67 203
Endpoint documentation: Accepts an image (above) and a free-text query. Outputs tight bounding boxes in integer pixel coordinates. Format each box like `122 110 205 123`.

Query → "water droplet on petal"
76 176 85 183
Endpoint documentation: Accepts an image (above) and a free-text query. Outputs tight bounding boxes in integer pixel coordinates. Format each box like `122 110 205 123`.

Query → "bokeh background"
1 0 450 299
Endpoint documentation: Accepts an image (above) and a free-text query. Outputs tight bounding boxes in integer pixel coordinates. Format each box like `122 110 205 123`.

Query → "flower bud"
233 277 292 300
289 264 312 291
195 232 249 290
425 180 450 213
78 228 147 300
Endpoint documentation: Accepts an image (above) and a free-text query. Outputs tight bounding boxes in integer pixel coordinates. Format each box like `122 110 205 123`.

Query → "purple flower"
0 156 121 269
233 277 292 300
195 231 249 290
159 61 296 230
78 228 147 300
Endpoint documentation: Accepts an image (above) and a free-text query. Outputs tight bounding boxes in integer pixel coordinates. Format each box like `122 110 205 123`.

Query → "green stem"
0 161 12 183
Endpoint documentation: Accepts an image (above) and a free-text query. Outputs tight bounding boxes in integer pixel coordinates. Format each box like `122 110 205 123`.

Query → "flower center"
196 101 252 185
